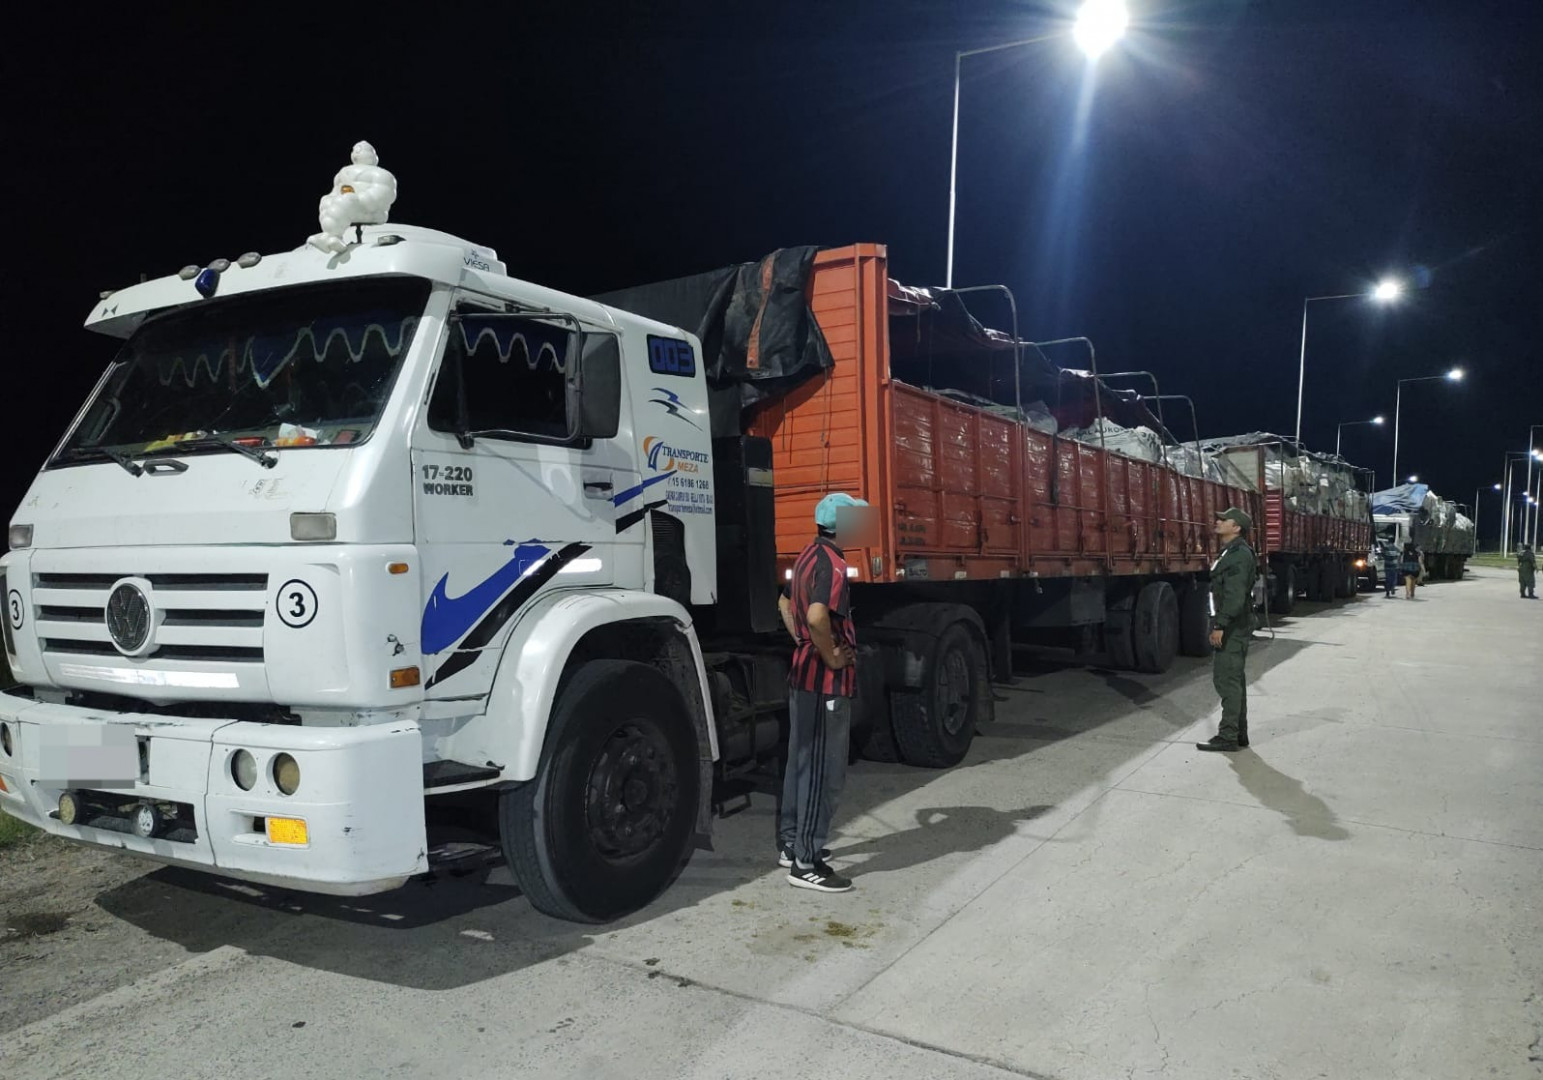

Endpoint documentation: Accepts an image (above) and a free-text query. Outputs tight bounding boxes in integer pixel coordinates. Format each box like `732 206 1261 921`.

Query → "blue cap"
815 492 869 530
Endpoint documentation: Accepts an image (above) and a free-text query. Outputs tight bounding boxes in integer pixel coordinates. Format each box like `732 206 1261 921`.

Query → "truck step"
425 840 499 869
422 761 502 790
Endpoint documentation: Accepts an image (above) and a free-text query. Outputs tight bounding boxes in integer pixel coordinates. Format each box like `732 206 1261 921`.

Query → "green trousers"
1212 630 1250 744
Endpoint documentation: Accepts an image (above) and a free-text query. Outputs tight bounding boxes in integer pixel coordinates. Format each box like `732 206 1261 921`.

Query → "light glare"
1372 279 1403 302
1447 367 1464 381
1073 0 1128 59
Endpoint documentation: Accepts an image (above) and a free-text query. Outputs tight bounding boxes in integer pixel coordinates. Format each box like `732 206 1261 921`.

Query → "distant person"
1402 540 1421 600
775 492 868 893
1198 508 1258 753
1519 544 1538 600
1380 540 1400 599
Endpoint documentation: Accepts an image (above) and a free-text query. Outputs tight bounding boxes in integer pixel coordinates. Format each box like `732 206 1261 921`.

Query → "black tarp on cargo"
593 246 834 437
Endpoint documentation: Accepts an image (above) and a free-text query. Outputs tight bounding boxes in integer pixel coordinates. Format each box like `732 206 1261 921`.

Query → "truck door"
409 300 632 697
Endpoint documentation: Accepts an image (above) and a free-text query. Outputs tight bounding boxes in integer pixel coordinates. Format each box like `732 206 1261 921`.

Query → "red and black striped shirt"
788 537 858 697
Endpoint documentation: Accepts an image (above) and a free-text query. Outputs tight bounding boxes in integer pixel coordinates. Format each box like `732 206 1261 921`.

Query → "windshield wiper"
143 435 277 469
55 446 143 477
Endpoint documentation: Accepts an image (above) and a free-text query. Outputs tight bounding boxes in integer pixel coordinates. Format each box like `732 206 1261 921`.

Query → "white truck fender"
477 588 719 782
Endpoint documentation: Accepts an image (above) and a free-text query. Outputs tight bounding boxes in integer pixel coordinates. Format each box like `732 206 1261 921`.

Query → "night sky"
5 1 1540 543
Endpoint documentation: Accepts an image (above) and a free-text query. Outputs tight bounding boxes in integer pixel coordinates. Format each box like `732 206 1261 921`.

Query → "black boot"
1196 736 1241 753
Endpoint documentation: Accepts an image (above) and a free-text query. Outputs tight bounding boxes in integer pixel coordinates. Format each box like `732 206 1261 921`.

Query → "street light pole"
945 4 1126 289
1295 283 1403 447
1393 369 1464 483
944 32 1066 291
1335 416 1384 457
1524 426 1543 550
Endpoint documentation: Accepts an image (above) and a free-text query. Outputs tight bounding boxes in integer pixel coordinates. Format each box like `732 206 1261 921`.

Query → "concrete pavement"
2 567 1540 1079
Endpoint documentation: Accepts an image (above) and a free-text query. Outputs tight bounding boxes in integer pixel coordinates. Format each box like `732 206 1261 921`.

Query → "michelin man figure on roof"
307 141 398 254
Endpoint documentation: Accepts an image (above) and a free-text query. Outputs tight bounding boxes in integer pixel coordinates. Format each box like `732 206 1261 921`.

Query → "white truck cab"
0 167 726 921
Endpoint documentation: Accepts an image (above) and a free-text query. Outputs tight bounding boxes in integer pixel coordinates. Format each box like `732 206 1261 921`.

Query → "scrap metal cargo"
1371 482 1476 581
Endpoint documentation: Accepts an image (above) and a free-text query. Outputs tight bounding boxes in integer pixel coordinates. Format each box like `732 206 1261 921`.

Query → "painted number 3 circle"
7 590 22 630
277 580 318 629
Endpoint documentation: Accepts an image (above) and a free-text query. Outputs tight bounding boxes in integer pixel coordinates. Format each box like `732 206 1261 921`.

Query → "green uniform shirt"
1209 537 1257 634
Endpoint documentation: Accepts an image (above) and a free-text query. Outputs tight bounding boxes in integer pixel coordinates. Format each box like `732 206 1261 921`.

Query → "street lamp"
1073 0 1130 59
1407 475 1419 484
1335 415 1385 457
1392 367 1463 482
1475 482 1501 553
945 2 1128 289
1523 425 1543 553
1501 449 1535 556
1295 278 1404 445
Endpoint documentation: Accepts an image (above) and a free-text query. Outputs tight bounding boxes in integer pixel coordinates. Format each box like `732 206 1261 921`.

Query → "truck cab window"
428 311 575 441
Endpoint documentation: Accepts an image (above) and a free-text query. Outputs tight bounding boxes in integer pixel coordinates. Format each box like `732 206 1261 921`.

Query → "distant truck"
1369 483 1475 582
1204 437 1375 614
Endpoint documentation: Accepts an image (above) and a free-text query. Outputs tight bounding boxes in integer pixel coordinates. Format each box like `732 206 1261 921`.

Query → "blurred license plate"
37 723 138 788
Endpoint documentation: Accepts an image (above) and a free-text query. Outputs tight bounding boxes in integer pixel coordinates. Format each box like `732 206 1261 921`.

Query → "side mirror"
576 333 621 440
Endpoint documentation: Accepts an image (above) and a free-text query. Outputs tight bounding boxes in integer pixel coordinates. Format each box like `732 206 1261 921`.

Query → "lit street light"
1073 0 1130 59
1392 368 1463 482
1295 278 1403 446
1501 449 1536 556
1523 425 1543 551
1335 414 1385 456
1407 475 1419 484
945 1 1128 288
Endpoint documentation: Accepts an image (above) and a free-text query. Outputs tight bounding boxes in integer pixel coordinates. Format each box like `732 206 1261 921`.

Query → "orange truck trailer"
602 242 1363 772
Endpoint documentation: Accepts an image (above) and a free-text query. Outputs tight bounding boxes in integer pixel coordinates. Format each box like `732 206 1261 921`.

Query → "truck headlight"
273 753 301 796
231 749 257 791
8 524 32 550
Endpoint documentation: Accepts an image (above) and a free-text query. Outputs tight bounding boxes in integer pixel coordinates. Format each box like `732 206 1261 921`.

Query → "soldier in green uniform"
1520 544 1537 599
1198 508 1258 753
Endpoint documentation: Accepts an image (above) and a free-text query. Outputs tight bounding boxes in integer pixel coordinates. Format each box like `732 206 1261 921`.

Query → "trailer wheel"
1343 562 1359 598
499 660 699 923
890 623 984 768
1269 564 1297 615
1104 593 1137 670
1133 582 1180 674
1179 584 1213 658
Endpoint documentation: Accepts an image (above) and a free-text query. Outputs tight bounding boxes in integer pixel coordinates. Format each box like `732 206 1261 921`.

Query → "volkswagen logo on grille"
106 581 153 656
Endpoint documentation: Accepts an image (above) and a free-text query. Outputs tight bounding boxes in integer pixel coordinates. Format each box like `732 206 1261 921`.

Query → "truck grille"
33 572 268 664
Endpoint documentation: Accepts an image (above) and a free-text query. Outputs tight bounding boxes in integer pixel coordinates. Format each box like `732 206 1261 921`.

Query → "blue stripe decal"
421 541 552 655
612 470 674 508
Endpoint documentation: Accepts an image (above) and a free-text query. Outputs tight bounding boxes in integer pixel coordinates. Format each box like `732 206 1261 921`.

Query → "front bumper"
0 690 428 895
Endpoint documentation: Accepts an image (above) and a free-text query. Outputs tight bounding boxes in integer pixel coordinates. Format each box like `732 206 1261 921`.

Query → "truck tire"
1344 562 1359 598
1269 564 1297 615
1104 593 1137 670
890 623 984 768
1133 581 1180 674
1179 584 1213 658
499 660 700 923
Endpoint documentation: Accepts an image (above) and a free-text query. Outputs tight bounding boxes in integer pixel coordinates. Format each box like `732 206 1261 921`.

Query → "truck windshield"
54 277 431 465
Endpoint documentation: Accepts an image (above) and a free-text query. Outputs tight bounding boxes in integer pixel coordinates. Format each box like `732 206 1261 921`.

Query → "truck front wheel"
500 660 700 923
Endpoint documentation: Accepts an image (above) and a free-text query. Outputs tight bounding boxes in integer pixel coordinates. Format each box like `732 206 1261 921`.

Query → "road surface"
3 567 1540 1079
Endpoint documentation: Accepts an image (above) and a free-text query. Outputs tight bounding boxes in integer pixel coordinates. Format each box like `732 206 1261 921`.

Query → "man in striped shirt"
775 492 866 893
